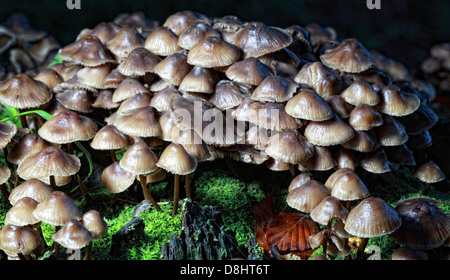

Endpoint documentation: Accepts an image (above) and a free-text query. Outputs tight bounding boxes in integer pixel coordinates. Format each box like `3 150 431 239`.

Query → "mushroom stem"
110 150 118 162
76 174 93 205
49 175 57 190
0 183 9 198
289 164 296 178
138 174 161 212
424 183 431 196
67 142 74 154
185 174 191 199
3 148 12 170
173 174 180 215
357 237 369 260
84 241 93 260
19 109 28 129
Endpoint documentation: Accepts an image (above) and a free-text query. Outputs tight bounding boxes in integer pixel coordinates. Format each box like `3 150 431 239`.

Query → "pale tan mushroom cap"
286 179 331 213
81 210 108 239
5 197 41 226
119 141 159 175
413 160 446 183
32 191 82 226
156 143 198 175
53 219 93 250
8 179 53 205
102 162 135 193
0 224 41 257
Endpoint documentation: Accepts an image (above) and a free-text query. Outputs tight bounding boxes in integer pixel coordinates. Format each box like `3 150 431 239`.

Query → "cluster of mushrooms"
0 10 448 260
421 42 450 96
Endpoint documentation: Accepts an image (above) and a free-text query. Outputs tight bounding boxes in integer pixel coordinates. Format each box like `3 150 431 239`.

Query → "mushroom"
286 179 331 213
225 57 273 87
285 88 334 121
156 143 197 215
90 125 133 162
413 160 446 195
8 178 53 205
144 26 182 56
80 210 108 260
0 224 41 260
101 161 135 194
52 219 93 258
390 197 450 251
344 197 401 259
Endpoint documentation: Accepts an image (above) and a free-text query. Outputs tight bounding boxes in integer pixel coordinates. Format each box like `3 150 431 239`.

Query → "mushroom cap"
298 145 337 171
76 63 115 89
209 80 250 110
294 61 343 98
111 77 149 103
92 89 120 109
8 178 53 205
334 148 358 170
146 167 167 183
82 21 122 44
0 73 52 109
119 141 159 175
5 197 40 226
320 38 376 73
144 26 182 56
251 76 298 103
413 160 446 183
81 210 108 239
340 80 380 106
106 27 146 61
32 191 82 226
114 106 161 138
102 162 135 193
324 168 370 201
90 125 133 150
390 197 450 250
150 87 181 112
245 125 271 150
38 110 97 144
116 93 152 114
248 102 302 131
178 66 219 94
342 130 378 153
310 196 349 225
375 85 420 117
156 142 198 175
118 47 160 76
34 69 64 89
59 35 116 67
304 114 355 146
52 219 93 250
7 134 53 165
0 165 10 185
0 120 18 149
265 129 314 165
348 104 384 131
187 36 241 68
225 57 273 86
376 115 409 146
163 10 209 36
159 111 183 142
344 197 402 238
286 179 331 213
173 129 212 162
177 22 220 50
359 149 391 174
154 52 192 86
397 103 439 135
0 224 41 257
55 89 94 114
17 145 81 179
285 88 334 121
234 21 293 58
288 172 313 192
103 68 126 89
391 247 428 260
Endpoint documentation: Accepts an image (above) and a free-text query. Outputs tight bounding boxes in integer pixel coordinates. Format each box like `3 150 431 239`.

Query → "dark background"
1 0 450 74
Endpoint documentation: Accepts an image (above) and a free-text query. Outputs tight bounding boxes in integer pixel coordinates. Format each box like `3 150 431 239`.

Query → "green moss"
192 171 266 245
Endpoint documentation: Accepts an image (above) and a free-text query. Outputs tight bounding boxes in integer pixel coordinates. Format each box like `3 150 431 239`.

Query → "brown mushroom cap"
114 106 162 138
111 77 150 103
0 120 18 149
187 36 241 68
55 89 94 114
251 76 298 103
32 191 82 226
106 27 146 61
177 22 220 50
178 66 219 94
342 130 378 153
144 26 182 56
265 129 314 165
0 224 41 257
119 141 159 175
375 85 420 117
156 142 197 175
248 102 302 132
59 35 116 67
294 62 343 98
304 114 355 146
150 87 181 112
154 52 192 86
81 210 108 239
102 162 135 193
0 73 52 109
38 111 97 144
7 134 53 165
344 197 402 238
396 103 439 135
225 57 273 86
53 219 93 250
90 125 133 150
286 179 331 213
359 149 391 174
17 145 81 180
288 172 313 192
5 197 40 226
324 168 370 201
391 247 428 260
376 115 409 146
390 197 450 250
209 80 250 110
413 160 446 183
285 88 334 121
234 21 293 58
310 196 349 225
298 145 337 171
163 10 209 36
76 63 114 89
33 69 64 90
0 165 10 186
340 80 380 106
320 38 376 73
348 104 384 131
118 47 160 76
92 89 120 109
8 178 53 205
173 129 212 162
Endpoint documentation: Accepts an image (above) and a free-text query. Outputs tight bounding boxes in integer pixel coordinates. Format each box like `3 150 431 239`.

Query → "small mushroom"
413 160 446 195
